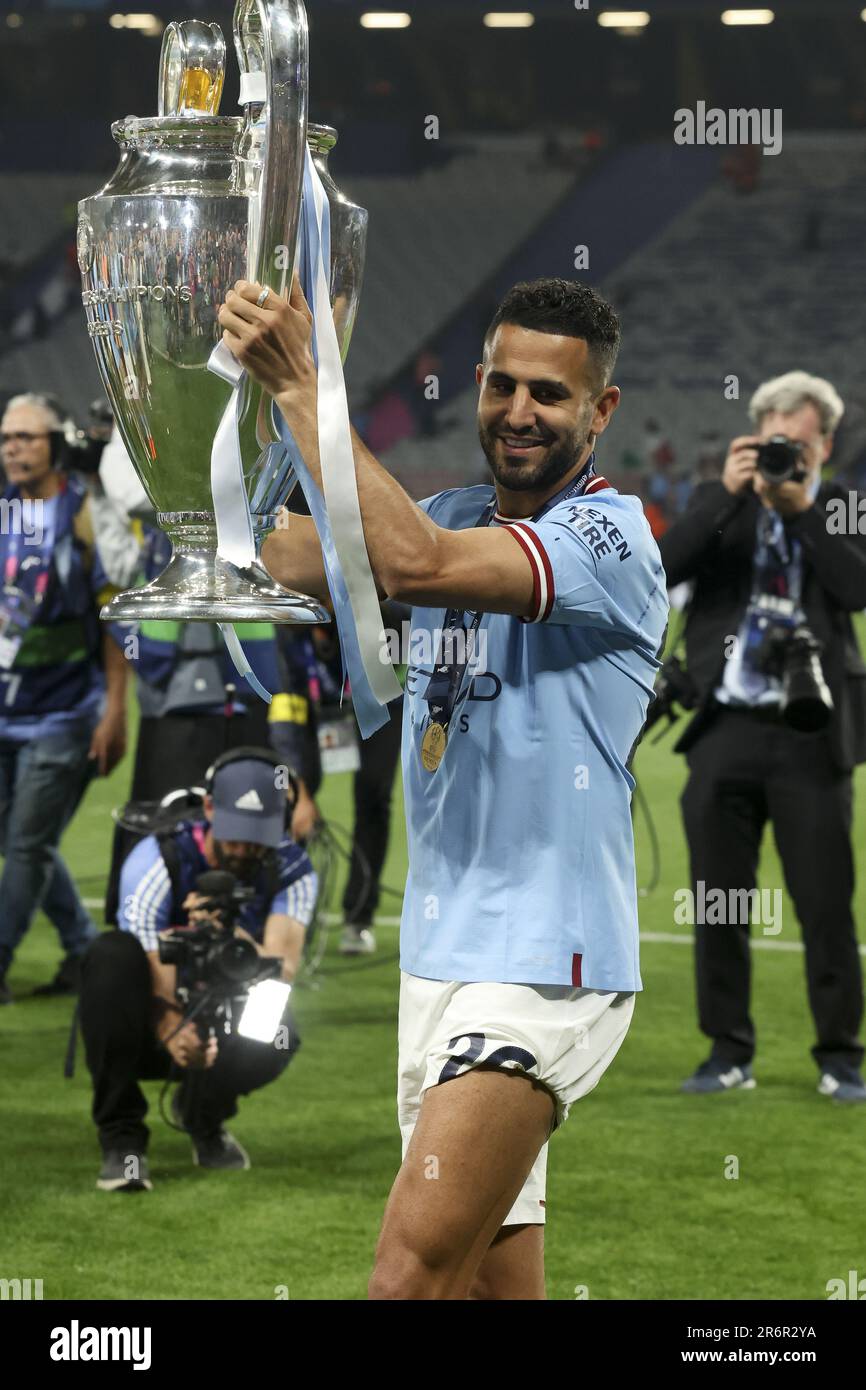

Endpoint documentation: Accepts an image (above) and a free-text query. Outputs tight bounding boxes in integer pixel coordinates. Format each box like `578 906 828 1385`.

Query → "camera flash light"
238 979 291 1042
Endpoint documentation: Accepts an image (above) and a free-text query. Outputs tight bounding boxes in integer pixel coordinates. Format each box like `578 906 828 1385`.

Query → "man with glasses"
0 393 128 1003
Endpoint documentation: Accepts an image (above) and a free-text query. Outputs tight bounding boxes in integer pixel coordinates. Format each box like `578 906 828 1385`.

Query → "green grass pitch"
1 708 864 1301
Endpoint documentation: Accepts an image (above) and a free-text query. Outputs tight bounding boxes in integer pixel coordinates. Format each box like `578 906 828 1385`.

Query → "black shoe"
96 1149 152 1192
32 954 83 997
0 976 12 1006
191 1127 250 1171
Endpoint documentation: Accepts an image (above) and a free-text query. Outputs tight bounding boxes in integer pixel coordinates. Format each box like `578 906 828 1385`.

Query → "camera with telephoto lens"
642 655 699 739
61 429 106 476
158 870 281 1034
88 398 115 439
752 622 834 732
55 401 115 475
755 435 808 485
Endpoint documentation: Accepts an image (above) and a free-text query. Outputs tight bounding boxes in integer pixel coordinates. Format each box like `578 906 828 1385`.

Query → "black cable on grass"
632 774 661 897
318 819 407 910
158 1075 187 1135
299 820 403 979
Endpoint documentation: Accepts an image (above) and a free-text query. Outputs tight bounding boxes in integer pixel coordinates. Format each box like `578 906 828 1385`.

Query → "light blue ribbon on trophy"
270 147 402 738
206 339 273 706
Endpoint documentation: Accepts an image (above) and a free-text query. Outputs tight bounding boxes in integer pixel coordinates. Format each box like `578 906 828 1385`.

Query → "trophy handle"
233 0 308 300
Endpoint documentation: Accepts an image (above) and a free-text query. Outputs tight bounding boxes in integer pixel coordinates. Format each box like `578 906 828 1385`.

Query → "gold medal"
420 721 448 773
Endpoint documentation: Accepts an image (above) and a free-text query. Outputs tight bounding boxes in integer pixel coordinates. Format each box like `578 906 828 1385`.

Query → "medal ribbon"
421 453 607 743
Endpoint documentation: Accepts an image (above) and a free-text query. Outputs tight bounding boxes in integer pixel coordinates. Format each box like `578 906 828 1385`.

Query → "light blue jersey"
400 480 668 992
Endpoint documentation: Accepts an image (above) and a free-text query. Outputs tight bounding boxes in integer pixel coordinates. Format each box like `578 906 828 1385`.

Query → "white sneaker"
339 926 376 956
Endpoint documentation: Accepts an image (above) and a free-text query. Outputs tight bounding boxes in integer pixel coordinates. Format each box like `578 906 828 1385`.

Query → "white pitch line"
79 902 866 956
637 930 866 956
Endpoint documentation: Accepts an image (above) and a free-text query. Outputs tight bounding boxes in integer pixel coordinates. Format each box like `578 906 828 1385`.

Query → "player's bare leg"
368 1067 554 1300
467 1223 546 1300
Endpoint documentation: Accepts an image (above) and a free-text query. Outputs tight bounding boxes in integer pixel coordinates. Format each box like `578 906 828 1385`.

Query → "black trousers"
681 706 864 1072
104 706 272 925
79 931 299 1153
342 696 403 926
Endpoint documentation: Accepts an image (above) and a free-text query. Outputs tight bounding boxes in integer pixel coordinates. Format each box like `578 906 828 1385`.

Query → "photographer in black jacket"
660 371 866 1102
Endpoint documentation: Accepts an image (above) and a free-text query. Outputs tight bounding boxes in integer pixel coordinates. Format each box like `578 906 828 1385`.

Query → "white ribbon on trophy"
274 146 402 736
206 340 273 706
206 145 401 733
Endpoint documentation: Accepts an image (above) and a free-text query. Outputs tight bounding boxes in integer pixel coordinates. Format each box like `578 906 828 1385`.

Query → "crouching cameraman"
79 749 318 1191
659 371 866 1102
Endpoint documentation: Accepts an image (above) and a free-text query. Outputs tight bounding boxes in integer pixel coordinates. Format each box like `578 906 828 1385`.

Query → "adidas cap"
210 757 285 848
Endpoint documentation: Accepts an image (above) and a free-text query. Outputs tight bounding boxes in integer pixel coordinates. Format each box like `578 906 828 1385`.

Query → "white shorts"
397 972 635 1227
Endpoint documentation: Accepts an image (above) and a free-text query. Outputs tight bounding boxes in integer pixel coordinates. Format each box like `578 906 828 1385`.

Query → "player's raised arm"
220 275 619 619
344 426 539 617
261 511 332 603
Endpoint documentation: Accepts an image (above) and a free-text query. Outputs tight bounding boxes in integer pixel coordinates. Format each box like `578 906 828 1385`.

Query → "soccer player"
219 274 668 1300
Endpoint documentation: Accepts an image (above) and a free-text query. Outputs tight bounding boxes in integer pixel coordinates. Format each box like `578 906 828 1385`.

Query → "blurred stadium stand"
0 136 583 410
346 140 583 399
378 133 866 503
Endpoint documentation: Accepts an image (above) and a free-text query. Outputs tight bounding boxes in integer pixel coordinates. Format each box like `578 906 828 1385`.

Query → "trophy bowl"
78 3 367 624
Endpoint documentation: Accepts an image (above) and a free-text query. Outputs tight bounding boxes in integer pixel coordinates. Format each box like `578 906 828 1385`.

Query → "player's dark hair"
484 278 621 393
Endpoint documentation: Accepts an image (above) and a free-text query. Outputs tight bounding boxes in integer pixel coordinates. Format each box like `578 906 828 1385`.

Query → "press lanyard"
419 453 608 772
750 510 803 616
0 496 59 669
3 496 58 596
302 635 322 706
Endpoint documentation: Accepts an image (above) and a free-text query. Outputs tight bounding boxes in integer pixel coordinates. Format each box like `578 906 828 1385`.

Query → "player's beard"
477 403 595 494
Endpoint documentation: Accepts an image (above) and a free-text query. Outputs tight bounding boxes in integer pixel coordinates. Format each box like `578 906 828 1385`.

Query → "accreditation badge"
0 587 37 671
420 720 447 773
317 713 361 774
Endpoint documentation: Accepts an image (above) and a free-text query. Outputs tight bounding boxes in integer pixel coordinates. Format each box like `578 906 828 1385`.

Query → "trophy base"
100 513 329 625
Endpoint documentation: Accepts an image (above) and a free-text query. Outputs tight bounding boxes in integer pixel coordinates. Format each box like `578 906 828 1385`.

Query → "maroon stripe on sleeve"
501 522 543 622
510 522 555 621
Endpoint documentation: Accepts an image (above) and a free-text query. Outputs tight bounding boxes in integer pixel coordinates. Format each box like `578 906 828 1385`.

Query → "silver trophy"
77 0 367 623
